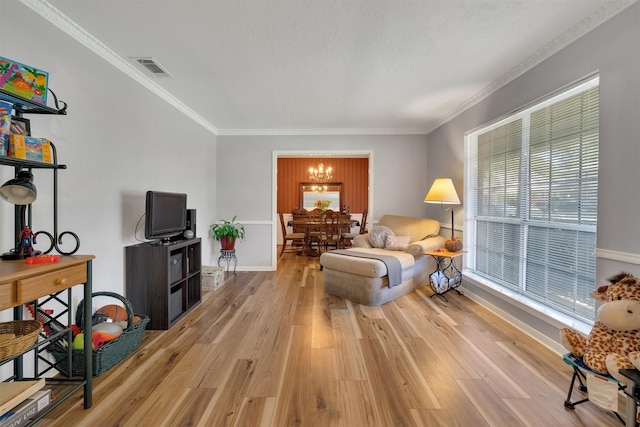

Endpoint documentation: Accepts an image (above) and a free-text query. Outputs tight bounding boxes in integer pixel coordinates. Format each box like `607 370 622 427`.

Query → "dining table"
288 217 359 256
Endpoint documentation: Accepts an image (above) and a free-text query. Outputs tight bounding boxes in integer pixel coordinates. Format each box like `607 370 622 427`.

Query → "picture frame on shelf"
10 116 30 136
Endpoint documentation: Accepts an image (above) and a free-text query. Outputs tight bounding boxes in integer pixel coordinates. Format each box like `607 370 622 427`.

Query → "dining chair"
292 208 307 216
279 212 305 257
359 209 369 234
302 213 322 256
320 212 343 252
308 208 324 218
342 208 368 247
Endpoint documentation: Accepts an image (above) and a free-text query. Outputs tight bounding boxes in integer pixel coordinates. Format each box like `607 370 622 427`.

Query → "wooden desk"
0 255 95 420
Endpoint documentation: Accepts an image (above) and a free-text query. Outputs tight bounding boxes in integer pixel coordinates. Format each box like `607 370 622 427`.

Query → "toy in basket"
49 291 149 377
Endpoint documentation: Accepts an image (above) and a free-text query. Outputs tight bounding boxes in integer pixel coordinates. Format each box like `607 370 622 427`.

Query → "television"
145 191 187 243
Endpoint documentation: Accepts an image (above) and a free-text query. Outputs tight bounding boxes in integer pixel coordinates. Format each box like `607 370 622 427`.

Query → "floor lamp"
424 178 462 251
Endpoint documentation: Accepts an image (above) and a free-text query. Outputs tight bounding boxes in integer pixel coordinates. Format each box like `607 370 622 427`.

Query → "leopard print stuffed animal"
560 272 640 383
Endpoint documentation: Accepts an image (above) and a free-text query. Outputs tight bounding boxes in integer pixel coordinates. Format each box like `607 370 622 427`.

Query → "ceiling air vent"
131 57 173 77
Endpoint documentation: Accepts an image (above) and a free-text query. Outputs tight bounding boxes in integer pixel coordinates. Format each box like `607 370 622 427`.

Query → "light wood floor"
40 252 625 426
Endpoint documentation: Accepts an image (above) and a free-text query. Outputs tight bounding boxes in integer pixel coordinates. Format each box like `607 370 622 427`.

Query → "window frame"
463 75 600 325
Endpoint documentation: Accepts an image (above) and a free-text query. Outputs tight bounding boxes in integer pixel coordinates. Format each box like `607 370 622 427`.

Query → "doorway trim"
272 149 374 269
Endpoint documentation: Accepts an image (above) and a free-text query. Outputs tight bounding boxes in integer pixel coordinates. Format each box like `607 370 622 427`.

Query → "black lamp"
1 170 37 204
1 170 40 260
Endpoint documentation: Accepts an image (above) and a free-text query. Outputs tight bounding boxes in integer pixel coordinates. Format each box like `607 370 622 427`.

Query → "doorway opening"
272 150 373 267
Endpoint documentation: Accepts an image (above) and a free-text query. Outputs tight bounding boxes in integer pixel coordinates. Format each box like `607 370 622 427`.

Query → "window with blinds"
464 76 599 323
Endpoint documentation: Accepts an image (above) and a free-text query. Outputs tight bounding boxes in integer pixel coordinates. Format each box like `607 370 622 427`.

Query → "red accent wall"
277 158 369 213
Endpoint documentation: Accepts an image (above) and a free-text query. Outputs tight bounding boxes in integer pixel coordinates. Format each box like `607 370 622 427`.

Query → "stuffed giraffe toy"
560 272 640 383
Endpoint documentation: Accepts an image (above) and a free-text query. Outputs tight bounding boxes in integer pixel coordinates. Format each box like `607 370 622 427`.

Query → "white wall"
216 134 429 269
425 2 640 350
1 2 217 307
4 0 630 354
1 3 433 293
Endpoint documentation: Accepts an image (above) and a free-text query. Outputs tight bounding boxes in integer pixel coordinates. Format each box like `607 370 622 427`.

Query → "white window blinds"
465 77 599 322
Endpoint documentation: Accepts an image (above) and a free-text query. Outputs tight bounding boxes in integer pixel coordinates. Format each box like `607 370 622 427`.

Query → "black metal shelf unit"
0 88 67 115
0 89 91 424
0 89 79 256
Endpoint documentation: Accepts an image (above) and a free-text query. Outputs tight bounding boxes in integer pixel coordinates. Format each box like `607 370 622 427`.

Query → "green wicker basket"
50 291 150 377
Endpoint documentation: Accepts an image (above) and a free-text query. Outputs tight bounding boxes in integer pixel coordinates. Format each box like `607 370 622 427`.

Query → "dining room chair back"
359 208 369 234
300 213 321 255
320 212 343 252
279 212 305 257
307 208 323 219
341 208 368 247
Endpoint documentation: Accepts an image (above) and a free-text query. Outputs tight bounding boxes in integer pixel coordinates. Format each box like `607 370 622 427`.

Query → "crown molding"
217 127 429 136
20 0 637 137
432 0 638 133
19 0 219 135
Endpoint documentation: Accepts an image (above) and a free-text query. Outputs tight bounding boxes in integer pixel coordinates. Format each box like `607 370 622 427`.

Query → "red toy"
18 225 34 255
26 255 60 264
71 324 81 337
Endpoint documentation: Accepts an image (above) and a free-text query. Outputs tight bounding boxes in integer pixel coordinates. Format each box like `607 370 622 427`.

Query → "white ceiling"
30 0 635 135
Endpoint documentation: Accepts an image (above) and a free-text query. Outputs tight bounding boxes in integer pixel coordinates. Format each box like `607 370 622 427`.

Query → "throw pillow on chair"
368 225 394 248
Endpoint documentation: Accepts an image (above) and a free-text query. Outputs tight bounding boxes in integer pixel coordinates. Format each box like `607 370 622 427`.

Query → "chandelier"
311 185 328 193
309 162 333 182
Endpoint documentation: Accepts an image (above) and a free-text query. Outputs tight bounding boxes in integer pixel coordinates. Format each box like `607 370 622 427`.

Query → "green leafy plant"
209 215 245 241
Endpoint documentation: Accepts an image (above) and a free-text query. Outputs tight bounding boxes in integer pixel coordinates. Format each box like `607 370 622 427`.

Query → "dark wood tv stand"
125 238 201 330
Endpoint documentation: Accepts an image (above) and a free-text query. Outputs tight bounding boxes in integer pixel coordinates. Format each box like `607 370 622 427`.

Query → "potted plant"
209 215 245 250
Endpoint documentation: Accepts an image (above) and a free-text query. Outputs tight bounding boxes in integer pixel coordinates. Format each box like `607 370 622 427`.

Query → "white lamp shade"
424 178 460 205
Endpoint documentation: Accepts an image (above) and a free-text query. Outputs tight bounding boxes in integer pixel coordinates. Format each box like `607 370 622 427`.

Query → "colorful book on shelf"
0 379 45 416
7 135 52 163
0 56 49 106
0 100 11 156
0 389 50 427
